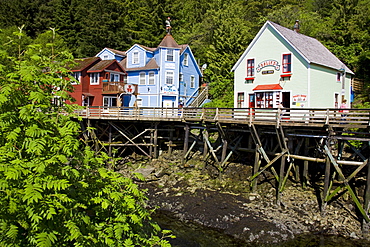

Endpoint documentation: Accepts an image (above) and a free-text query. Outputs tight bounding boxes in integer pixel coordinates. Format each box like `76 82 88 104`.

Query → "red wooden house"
69 57 128 106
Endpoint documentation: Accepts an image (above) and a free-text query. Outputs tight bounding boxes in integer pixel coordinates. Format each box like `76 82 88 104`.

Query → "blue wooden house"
96 34 202 107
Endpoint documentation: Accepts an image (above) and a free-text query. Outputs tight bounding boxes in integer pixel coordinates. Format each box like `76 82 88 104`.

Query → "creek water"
153 211 369 247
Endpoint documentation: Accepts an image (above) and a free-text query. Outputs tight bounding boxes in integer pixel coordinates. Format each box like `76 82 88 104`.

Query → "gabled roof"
96 47 126 58
232 21 353 74
120 57 159 71
88 59 126 73
70 57 101 71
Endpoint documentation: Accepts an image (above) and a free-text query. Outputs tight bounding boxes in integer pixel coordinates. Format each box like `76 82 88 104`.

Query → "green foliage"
0 29 172 246
1 0 370 106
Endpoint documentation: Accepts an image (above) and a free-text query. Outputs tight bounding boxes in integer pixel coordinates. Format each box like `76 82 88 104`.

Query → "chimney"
293 20 300 33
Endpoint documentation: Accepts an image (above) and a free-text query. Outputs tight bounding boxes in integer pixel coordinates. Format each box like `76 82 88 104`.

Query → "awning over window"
82 92 94 97
253 84 283 91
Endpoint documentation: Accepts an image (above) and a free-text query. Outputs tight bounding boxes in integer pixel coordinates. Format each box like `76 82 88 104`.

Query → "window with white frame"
123 74 128 83
184 53 189 66
166 71 174 85
139 72 146 85
71 72 81 85
90 73 99 85
190 75 195 88
167 49 174 62
110 73 119 82
148 72 155 85
179 73 183 82
133 52 139 64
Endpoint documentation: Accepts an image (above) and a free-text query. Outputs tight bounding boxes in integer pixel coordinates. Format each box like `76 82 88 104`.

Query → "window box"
280 74 292 78
245 77 254 83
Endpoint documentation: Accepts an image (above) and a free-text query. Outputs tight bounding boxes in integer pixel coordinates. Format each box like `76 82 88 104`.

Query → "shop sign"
256 60 280 73
124 84 136 94
262 70 274 75
293 94 307 107
162 85 177 94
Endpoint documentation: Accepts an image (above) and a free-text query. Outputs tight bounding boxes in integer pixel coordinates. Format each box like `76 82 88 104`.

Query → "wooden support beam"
363 159 370 233
109 122 151 158
322 157 331 215
203 129 209 160
182 124 190 164
250 149 288 182
324 145 370 222
153 123 158 159
252 150 261 193
277 155 286 206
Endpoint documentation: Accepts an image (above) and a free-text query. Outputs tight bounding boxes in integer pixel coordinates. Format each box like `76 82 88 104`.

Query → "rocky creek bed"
116 151 370 245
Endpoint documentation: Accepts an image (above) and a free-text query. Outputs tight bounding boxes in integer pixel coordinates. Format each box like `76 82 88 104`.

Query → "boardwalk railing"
75 107 370 128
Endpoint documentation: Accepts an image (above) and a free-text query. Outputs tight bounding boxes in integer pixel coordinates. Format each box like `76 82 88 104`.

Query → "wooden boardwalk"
77 106 370 232
77 106 370 129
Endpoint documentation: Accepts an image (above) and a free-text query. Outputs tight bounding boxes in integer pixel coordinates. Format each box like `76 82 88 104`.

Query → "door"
249 94 255 108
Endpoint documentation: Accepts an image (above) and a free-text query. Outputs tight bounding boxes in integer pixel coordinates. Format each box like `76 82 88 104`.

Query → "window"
110 73 119 82
184 53 189 66
139 72 146 85
247 59 255 77
337 72 342 82
190 75 195 88
103 96 117 107
71 72 80 85
282 54 291 73
104 55 108 60
237 92 245 108
123 74 128 83
179 73 183 82
167 49 174 61
133 52 139 64
166 71 174 85
148 72 155 85
90 73 99 85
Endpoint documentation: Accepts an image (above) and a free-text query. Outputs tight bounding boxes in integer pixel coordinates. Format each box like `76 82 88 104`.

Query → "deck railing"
75 107 370 128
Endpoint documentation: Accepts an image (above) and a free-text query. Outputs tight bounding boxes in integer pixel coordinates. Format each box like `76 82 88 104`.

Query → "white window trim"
139 72 146 85
166 49 174 62
190 75 195 88
166 71 174 85
184 53 189 66
148 72 155 85
179 73 183 82
71 72 80 85
133 52 139 64
90 73 99 85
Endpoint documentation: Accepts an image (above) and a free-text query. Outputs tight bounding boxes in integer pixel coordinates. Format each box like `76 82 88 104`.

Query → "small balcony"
103 80 125 94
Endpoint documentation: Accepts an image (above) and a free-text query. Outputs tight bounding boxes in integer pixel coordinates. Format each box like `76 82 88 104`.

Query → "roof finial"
293 20 300 33
165 17 172 34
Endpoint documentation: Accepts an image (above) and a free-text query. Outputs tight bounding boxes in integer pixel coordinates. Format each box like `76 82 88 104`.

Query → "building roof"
232 21 354 74
120 57 159 71
88 59 126 73
105 47 127 57
268 21 353 74
70 57 101 71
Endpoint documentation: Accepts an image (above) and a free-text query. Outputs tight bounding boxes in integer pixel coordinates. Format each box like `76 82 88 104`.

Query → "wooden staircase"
187 86 209 107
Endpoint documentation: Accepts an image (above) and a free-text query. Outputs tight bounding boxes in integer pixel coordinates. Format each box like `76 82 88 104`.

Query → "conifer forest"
1 0 370 107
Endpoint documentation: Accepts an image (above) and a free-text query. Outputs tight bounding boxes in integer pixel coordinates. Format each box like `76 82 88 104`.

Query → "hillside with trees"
1 0 369 107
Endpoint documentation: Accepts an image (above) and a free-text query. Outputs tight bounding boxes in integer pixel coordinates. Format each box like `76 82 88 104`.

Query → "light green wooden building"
232 21 354 109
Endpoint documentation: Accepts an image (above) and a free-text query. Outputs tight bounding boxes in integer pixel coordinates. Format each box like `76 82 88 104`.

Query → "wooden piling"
322 157 331 215
182 124 190 164
252 150 261 193
363 159 370 233
277 155 286 206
